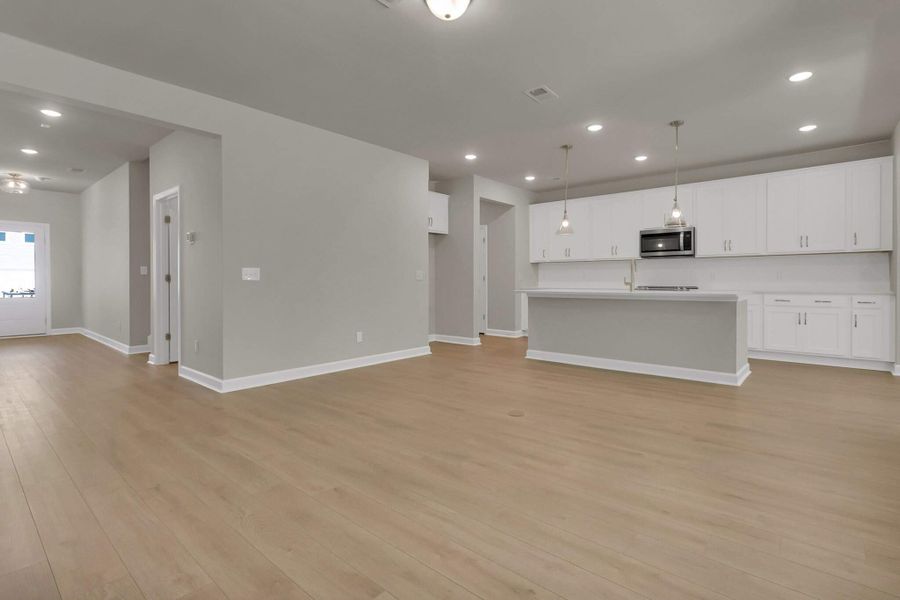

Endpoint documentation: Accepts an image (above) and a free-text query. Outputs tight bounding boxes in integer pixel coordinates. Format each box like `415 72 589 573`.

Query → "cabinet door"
852 309 887 360
590 196 614 259
847 161 882 251
766 173 802 253
529 203 555 262
693 182 725 256
612 194 642 258
641 186 692 229
427 192 448 234
723 177 765 255
558 199 592 260
747 302 763 350
800 167 846 252
802 307 850 357
764 307 803 352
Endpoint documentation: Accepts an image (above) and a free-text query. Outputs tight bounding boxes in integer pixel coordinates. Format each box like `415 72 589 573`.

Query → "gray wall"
128 160 150 346
480 200 516 332
528 297 745 374
433 176 477 339
0 34 429 381
0 189 81 329
535 139 892 203
81 163 131 344
149 130 224 378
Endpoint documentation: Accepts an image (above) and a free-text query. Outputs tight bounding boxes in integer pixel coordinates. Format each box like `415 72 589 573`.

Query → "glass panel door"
0 222 47 336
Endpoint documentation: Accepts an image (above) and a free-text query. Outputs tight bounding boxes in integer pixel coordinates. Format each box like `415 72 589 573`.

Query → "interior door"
0 222 48 337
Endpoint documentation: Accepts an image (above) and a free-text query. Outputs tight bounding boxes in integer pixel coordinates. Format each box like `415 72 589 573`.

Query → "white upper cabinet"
549 198 592 261
529 202 556 262
590 193 642 259
767 164 846 253
427 191 449 234
847 159 890 251
695 176 765 256
640 185 693 230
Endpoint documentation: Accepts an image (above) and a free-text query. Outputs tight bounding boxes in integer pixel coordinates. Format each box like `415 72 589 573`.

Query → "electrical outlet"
241 267 261 281
194 340 200 354
356 331 364 343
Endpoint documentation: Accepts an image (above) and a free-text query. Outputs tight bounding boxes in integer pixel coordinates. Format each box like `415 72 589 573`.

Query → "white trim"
79 328 151 355
49 327 81 335
485 329 526 338
429 334 482 346
892 364 900 377
749 350 894 373
147 353 168 366
0 220 51 335
178 365 224 392
526 349 751 386
177 346 432 394
150 186 181 366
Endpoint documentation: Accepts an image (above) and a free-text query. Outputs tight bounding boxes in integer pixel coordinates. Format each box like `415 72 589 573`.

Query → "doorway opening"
0 220 49 337
476 224 488 334
478 199 517 337
150 187 180 365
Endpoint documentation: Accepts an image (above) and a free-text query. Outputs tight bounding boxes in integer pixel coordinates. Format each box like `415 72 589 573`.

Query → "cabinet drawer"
852 295 890 308
764 294 849 307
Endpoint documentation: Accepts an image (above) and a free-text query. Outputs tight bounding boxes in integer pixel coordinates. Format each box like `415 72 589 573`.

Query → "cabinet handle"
805 235 809 247
797 312 801 325
774 299 790 303
723 240 727 252
804 312 807 325
728 240 732 251
813 300 831 304
799 235 803 248
857 301 876 305
615 245 618 255
611 245 614 256
853 232 858 246
854 314 858 328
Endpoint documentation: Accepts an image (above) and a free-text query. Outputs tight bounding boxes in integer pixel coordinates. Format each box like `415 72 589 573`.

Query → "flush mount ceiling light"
788 71 813 83
556 144 574 236
464 153 477 160
586 123 603 133
425 0 471 20
40 108 62 118
524 175 536 181
798 124 817 132
634 155 648 162
20 148 38 155
664 120 687 227
1 173 30 194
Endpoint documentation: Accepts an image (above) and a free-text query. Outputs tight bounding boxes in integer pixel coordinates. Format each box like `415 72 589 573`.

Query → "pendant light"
425 0 471 21
665 120 686 227
1 173 29 194
557 144 574 235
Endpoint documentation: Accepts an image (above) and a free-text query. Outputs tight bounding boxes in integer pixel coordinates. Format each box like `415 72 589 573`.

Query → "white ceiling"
0 87 172 193
0 0 898 192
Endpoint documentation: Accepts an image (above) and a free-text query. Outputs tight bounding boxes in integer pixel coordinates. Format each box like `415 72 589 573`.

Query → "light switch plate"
140 266 148 276
241 267 261 281
415 270 425 281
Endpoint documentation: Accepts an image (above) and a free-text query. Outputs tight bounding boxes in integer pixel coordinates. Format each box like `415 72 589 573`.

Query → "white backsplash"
538 252 892 294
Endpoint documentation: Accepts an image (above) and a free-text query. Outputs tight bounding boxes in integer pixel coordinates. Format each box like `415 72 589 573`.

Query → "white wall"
538 253 891 294
0 34 430 380
0 188 81 329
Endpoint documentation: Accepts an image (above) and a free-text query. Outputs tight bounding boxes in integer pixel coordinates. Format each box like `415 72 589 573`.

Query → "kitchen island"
520 289 750 386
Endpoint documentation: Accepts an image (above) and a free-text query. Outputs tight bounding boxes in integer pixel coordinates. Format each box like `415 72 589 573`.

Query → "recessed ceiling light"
40 123 51 129
525 175 536 181
464 154 477 160
634 155 648 162
586 123 603 133
788 71 813 83
798 124 817 132
20 148 38 155
40 108 62 118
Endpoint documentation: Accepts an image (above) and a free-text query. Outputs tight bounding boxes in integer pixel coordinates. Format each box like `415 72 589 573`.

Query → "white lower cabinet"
761 294 892 363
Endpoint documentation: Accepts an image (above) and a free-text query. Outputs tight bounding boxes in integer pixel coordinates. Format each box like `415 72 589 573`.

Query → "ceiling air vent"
524 85 559 104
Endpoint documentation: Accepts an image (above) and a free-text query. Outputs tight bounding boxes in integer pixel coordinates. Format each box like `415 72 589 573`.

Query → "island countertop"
517 288 745 302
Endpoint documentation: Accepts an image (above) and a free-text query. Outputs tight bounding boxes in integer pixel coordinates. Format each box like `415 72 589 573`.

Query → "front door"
0 221 48 337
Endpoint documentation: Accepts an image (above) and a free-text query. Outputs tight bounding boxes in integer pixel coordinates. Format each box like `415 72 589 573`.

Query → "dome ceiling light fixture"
425 0 471 21
2 173 30 194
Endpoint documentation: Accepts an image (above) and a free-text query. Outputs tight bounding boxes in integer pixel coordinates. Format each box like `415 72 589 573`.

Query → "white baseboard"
78 328 151 355
749 350 894 373
49 327 82 336
147 353 170 366
428 334 482 346
893 364 900 377
179 345 432 394
485 329 526 338
526 349 751 386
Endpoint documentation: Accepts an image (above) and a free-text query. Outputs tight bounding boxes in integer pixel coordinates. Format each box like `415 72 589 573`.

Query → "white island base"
521 289 750 386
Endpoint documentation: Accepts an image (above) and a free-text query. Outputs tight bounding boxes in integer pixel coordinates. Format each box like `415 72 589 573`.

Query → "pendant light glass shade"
425 0 471 20
665 120 687 227
557 144 574 235
1 174 29 194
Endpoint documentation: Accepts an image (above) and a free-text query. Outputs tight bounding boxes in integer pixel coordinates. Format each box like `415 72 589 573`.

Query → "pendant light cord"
674 123 679 203
563 144 570 213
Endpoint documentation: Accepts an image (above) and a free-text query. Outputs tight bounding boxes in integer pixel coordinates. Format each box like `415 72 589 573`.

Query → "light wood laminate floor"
1 333 900 600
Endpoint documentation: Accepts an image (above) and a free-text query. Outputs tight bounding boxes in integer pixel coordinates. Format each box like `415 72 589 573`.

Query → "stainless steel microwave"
640 226 695 258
